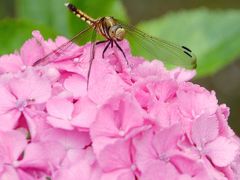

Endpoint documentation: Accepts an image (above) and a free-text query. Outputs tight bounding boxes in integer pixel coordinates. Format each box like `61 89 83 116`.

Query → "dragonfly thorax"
97 17 126 41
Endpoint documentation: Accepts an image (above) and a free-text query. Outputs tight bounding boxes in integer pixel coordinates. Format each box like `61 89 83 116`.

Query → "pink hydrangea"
0 30 239 179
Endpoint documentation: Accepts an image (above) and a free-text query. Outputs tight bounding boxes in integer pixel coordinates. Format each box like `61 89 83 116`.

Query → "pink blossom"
0 130 52 179
0 69 51 131
90 93 149 156
0 54 23 73
190 114 238 167
98 140 137 180
0 31 239 179
176 82 218 120
133 127 182 179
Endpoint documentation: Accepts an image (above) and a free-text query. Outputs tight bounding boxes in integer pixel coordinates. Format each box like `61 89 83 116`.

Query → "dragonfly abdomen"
65 3 95 26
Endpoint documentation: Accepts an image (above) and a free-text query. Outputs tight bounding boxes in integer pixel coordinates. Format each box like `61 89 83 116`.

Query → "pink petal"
23 109 51 140
205 137 239 167
40 129 91 150
133 82 152 109
0 54 23 73
17 169 36 180
53 161 92 180
100 169 135 180
177 175 192 180
0 166 19 180
91 94 145 139
71 97 97 129
170 68 196 82
231 151 240 179
133 130 157 171
170 153 209 177
191 114 219 147
20 37 44 66
115 94 145 133
0 110 21 131
36 66 60 83
54 36 80 55
0 85 16 113
46 98 73 120
202 157 229 179
61 148 94 167
216 105 234 137
47 116 74 130
31 31 63 62
0 130 27 163
153 124 183 154
64 75 87 98
150 102 180 128
177 83 218 119
91 136 119 158
9 70 51 104
90 103 121 139
149 80 178 102
18 141 66 170
32 31 45 44
141 160 179 180
98 140 132 171
53 148 101 180
132 60 167 79
88 58 128 105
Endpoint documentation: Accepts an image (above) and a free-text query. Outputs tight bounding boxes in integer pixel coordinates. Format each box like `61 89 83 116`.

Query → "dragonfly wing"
120 23 197 69
33 26 93 66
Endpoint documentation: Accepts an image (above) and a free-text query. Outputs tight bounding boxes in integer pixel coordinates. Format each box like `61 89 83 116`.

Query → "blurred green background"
0 0 239 134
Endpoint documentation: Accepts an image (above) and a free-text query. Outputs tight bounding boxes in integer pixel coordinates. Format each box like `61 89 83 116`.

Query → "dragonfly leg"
102 40 111 58
114 41 129 65
96 40 107 45
110 41 114 48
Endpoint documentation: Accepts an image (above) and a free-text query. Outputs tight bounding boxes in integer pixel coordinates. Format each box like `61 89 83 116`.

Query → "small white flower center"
158 153 169 162
16 99 28 111
12 160 19 167
131 164 137 171
73 57 80 63
21 65 27 71
118 129 125 136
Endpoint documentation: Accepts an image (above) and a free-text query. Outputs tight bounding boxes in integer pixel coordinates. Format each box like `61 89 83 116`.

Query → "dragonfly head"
109 24 126 41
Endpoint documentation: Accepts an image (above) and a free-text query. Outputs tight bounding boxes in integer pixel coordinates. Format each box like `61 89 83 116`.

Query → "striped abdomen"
65 3 95 26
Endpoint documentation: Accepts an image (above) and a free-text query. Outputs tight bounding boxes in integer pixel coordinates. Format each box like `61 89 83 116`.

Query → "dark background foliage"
0 0 239 134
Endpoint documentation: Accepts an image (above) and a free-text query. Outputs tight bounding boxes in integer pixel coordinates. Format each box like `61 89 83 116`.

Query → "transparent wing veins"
33 26 93 66
120 22 197 69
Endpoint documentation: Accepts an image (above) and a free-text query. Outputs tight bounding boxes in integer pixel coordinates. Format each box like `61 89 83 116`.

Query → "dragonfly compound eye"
109 25 125 41
115 27 125 41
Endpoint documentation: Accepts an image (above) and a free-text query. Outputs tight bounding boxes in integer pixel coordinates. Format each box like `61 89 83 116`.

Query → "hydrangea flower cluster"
0 31 239 180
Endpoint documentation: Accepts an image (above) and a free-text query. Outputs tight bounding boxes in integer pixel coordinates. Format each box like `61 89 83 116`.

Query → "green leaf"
16 0 69 35
137 9 240 77
0 19 56 55
68 0 128 37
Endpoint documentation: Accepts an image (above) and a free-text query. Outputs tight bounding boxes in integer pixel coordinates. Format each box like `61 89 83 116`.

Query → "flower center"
118 129 125 136
158 153 169 162
20 65 27 71
73 57 81 63
131 164 137 171
16 99 28 111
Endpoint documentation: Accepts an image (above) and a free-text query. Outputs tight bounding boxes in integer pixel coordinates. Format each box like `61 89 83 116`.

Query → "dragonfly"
33 3 197 87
